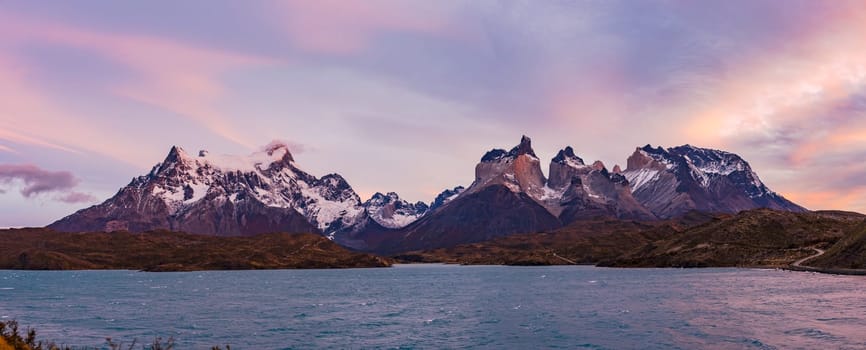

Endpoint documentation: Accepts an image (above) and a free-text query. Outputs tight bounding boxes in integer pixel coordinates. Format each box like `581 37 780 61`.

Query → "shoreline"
782 246 866 276
783 265 866 276
2 264 863 275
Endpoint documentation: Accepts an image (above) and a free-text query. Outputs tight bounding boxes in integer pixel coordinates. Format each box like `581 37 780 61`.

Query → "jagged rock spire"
513 135 536 158
474 135 546 196
481 135 539 162
552 146 585 166
164 146 189 164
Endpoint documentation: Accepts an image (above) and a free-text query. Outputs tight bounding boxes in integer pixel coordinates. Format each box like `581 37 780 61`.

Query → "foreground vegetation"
0 229 391 271
0 320 229 350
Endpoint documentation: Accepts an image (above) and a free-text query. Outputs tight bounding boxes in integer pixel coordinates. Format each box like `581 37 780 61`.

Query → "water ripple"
0 267 864 349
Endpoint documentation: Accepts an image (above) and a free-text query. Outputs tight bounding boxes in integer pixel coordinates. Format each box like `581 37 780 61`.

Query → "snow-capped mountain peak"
622 144 804 218
363 192 430 229
54 142 366 238
666 145 770 196
669 145 748 176
194 142 293 172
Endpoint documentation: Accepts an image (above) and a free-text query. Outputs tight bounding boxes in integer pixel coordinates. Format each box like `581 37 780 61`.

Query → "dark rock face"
622 144 806 218
49 184 175 233
557 170 656 223
429 186 466 211
330 215 401 252
480 135 537 162
551 146 584 166
377 185 562 254
169 195 318 236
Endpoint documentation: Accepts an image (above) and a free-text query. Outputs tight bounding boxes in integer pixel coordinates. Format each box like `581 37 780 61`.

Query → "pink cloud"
525 2 866 213
262 139 307 155
0 54 154 166
57 191 97 204
0 11 276 152
0 128 80 154
785 187 866 212
0 55 98 157
0 164 95 203
0 144 17 154
669 5 866 212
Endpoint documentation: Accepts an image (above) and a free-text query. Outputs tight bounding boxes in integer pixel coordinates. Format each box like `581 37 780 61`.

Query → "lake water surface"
1 265 865 349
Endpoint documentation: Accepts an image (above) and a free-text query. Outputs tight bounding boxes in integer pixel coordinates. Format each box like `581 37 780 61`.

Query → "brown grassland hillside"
809 220 866 270
399 209 866 269
0 229 391 271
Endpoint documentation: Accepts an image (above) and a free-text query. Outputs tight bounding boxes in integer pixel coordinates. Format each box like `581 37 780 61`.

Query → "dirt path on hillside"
551 252 578 265
786 247 866 276
792 247 825 268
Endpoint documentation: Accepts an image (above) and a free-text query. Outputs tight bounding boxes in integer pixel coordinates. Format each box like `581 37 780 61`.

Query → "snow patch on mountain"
625 169 660 192
170 143 294 174
563 157 587 169
137 143 365 235
363 192 429 229
669 145 773 195
538 185 566 201
184 183 209 204
298 180 364 232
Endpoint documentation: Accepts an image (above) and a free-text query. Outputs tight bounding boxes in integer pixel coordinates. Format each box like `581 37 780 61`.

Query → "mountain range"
50 136 806 253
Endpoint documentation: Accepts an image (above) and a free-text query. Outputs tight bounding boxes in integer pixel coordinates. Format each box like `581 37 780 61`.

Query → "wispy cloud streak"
0 10 276 151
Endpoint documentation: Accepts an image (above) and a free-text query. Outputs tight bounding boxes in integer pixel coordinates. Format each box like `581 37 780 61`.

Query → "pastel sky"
1 0 865 227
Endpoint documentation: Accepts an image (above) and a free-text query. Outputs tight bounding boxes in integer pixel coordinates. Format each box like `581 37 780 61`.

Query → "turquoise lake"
1 265 865 349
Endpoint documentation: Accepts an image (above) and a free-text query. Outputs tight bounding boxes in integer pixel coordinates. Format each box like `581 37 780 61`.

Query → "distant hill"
0 229 391 271
809 219 866 269
606 209 862 268
399 210 866 269
396 219 674 266
396 211 717 265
